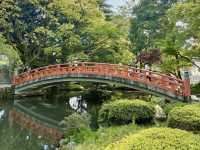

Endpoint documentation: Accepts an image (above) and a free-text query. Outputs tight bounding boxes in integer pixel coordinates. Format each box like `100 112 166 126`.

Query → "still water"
0 91 102 150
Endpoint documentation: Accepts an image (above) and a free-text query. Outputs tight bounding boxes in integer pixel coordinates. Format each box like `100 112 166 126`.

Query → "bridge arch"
12 62 190 101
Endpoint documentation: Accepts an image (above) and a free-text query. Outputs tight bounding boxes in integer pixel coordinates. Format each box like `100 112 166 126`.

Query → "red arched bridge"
12 62 191 101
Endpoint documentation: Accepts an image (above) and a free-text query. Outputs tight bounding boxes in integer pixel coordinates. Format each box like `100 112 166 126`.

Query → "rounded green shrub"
63 113 90 138
168 104 200 132
105 127 200 150
163 102 186 115
98 99 155 126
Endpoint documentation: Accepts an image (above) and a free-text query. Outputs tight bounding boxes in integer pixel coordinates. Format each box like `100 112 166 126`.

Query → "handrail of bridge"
12 62 190 97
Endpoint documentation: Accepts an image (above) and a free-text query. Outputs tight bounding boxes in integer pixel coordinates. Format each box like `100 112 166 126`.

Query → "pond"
0 91 103 150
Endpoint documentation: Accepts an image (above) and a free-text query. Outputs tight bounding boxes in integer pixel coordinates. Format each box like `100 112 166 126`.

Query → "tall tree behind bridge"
0 0 133 68
129 0 177 54
97 0 113 20
156 0 200 77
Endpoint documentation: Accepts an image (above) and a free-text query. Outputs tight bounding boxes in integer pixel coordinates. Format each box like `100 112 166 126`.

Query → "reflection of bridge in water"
13 62 191 101
9 101 63 142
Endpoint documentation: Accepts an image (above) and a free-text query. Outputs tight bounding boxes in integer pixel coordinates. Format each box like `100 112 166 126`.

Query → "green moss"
98 99 155 126
168 104 200 132
105 127 200 150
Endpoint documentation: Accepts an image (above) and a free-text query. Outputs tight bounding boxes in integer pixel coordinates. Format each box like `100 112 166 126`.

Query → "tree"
136 49 161 68
129 0 177 54
0 0 133 68
0 34 20 64
97 0 113 20
118 0 136 18
156 1 200 76
0 33 21 77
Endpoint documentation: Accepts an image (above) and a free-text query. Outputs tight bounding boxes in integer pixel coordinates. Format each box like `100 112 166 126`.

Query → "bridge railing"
12 62 189 97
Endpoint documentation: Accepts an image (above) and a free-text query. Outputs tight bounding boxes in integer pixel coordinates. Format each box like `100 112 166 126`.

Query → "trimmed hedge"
191 83 200 94
98 99 155 126
163 102 186 116
168 104 200 132
105 127 200 150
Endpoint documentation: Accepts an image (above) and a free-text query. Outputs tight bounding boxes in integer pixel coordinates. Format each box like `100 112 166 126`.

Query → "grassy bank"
62 124 157 150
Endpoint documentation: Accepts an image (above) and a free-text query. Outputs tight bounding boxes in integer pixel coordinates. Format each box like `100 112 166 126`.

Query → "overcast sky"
106 0 126 11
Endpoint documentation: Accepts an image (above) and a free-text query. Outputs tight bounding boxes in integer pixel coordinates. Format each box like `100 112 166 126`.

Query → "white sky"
106 0 126 10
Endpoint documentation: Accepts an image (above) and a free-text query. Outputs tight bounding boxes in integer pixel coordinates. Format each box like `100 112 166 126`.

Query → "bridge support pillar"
182 71 191 102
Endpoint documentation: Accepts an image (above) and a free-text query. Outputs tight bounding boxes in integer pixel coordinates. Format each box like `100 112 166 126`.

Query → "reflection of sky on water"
0 109 5 120
69 96 87 113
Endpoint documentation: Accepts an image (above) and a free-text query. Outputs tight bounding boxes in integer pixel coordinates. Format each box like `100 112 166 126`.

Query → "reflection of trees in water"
70 90 106 129
0 100 43 150
69 96 87 113
0 54 12 83
0 122 42 150
0 90 106 149
63 90 105 129
83 93 103 130
0 66 10 82
0 109 5 120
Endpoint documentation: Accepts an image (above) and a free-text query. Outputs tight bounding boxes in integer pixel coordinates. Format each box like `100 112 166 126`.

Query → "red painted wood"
12 62 190 97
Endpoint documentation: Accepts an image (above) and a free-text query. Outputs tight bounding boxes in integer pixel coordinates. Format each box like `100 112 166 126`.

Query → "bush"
63 113 90 139
191 83 200 94
98 99 155 126
150 96 186 116
163 102 186 115
168 104 200 132
74 124 149 150
105 127 200 150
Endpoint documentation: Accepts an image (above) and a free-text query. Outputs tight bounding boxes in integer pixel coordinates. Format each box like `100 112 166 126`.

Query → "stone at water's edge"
155 105 166 121
191 95 200 102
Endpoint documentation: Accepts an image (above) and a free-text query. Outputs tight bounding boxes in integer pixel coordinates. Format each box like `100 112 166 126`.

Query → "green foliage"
168 104 200 132
129 0 200 76
129 0 176 53
0 34 20 65
155 1 200 76
82 20 133 64
97 0 113 21
191 83 200 94
105 127 200 150
63 113 90 140
98 99 155 126
163 102 187 116
157 55 190 76
65 83 85 91
150 96 187 116
0 0 133 68
61 123 149 150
